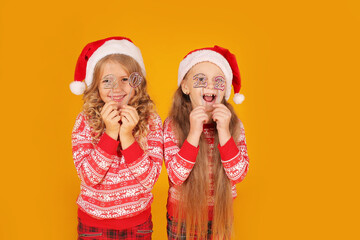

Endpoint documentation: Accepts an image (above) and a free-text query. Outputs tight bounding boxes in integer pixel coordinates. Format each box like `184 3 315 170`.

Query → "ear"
181 79 190 95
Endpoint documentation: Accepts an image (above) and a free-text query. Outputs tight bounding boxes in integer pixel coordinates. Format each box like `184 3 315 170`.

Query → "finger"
101 103 115 116
113 115 121 122
191 112 208 122
212 104 231 114
120 111 136 125
212 112 223 121
214 106 231 118
212 115 219 122
120 105 137 114
100 102 110 115
101 101 117 115
102 105 118 118
192 107 207 116
212 108 230 117
213 103 225 108
103 109 118 122
199 115 209 123
191 111 207 120
120 113 130 124
212 112 227 122
107 109 120 120
120 109 136 123
197 111 209 119
212 103 230 111
193 105 206 112
121 105 137 111
121 107 139 123
212 111 226 117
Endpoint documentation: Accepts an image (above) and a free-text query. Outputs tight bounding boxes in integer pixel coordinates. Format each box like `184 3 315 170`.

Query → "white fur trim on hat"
85 39 146 88
233 93 245 104
70 81 86 95
178 50 233 100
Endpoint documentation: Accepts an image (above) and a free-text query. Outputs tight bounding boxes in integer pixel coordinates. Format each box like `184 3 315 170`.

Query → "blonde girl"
70 37 163 240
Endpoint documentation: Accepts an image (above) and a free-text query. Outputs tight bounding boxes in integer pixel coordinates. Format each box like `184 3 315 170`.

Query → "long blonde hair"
169 87 240 240
82 54 155 149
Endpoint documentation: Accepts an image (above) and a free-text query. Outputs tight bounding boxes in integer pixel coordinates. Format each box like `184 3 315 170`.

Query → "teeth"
203 93 215 97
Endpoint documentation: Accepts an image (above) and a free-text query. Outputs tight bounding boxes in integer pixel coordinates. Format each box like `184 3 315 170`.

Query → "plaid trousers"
78 215 153 240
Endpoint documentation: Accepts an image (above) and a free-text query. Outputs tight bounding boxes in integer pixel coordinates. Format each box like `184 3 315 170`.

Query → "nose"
112 79 125 92
206 79 215 89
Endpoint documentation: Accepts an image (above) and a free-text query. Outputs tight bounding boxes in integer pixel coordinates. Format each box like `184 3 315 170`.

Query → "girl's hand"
101 101 121 140
119 105 139 149
187 105 209 147
212 103 231 146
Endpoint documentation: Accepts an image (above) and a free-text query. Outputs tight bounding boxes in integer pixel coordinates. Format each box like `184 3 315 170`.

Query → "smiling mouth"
203 93 217 103
111 94 126 102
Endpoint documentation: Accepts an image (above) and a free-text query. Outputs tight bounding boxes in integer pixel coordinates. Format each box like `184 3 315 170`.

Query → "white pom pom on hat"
69 81 86 96
233 93 245 104
178 45 245 104
70 36 146 95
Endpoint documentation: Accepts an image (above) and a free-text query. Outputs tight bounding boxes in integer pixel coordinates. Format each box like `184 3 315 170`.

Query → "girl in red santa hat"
164 45 249 240
70 37 163 240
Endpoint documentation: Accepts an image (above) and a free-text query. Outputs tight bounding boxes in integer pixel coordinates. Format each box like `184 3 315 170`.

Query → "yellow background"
1 0 359 239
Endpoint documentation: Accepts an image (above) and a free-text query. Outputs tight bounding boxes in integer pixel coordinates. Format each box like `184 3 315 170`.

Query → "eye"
214 76 225 91
102 78 114 89
102 74 117 87
193 73 208 88
121 77 129 82
102 79 110 86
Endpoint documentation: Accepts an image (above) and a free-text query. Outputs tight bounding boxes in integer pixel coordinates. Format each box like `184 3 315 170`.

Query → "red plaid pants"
78 215 153 240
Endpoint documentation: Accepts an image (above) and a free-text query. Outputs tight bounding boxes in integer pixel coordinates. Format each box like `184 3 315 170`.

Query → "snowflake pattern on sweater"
72 112 163 219
163 117 249 214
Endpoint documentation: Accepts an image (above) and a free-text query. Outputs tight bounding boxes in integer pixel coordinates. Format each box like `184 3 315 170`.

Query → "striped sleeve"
163 118 199 186
218 120 249 184
71 112 118 187
121 114 164 190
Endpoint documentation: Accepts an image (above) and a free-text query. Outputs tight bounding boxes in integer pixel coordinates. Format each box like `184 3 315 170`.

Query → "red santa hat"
70 36 146 95
178 45 245 104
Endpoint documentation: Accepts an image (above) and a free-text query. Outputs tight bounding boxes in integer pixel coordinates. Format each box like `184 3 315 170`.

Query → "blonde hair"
169 86 240 240
82 54 155 149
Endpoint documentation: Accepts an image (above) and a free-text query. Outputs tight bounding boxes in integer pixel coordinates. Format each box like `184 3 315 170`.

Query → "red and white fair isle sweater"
72 112 163 229
163 118 249 220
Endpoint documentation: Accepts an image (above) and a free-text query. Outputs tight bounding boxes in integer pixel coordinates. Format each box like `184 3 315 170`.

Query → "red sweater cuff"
178 140 199 163
218 137 239 161
97 133 119 155
121 141 144 164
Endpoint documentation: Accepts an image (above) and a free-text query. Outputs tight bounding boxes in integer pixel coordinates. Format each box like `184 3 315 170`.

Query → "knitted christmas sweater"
72 112 163 227
163 118 249 219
